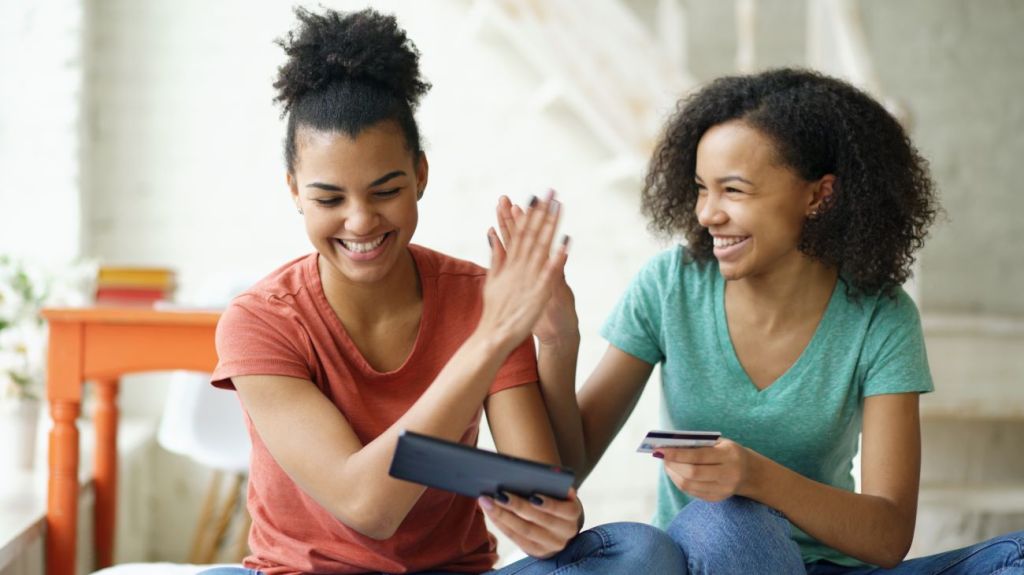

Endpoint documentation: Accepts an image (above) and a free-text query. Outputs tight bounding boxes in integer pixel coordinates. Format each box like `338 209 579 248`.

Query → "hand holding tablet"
637 430 721 453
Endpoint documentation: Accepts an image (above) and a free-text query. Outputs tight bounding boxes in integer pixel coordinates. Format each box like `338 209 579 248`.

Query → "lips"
334 231 393 261
711 235 750 260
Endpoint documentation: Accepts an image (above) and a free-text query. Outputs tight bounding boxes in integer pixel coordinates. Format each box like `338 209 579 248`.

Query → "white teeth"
713 236 747 248
340 234 387 253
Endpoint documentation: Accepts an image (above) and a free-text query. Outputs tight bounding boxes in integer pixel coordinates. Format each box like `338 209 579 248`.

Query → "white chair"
157 370 252 564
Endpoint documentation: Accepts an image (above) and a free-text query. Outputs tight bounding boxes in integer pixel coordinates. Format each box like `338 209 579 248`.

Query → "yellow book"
97 266 175 289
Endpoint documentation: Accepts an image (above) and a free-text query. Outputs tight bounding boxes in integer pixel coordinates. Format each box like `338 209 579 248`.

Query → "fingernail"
487 233 493 248
561 235 571 247
528 196 538 208
529 495 544 506
653 451 665 459
495 491 510 504
549 199 560 214
479 496 493 510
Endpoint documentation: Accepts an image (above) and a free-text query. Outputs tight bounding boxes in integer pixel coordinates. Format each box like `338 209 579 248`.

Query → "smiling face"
288 121 426 289
694 120 831 282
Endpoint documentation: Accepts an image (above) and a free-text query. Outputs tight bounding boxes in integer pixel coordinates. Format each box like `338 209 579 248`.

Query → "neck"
725 253 838 332
318 249 421 326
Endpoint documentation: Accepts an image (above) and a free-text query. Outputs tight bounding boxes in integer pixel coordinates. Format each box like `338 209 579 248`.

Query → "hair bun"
274 7 430 114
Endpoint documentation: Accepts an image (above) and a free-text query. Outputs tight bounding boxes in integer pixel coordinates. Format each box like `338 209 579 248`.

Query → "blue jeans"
668 496 1024 575
196 521 683 574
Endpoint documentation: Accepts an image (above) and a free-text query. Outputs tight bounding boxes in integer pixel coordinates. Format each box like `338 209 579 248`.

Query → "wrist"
537 329 581 351
739 447 769 500
468 324 520 359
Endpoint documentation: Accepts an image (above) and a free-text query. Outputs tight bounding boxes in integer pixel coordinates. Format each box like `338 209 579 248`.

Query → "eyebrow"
694 174 755 186
306 170 407 193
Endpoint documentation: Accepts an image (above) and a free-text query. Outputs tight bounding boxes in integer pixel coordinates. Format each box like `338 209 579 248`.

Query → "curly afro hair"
641 68 939 296
274 7 431 172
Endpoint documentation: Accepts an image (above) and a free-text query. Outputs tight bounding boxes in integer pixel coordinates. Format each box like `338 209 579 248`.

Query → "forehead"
695 121 781 175
294 122 412 177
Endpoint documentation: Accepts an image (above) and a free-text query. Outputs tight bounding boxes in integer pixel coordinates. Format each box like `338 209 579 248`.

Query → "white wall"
0 0 84 264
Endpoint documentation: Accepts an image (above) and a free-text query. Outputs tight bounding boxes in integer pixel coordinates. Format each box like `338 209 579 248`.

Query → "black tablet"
388 430 575 500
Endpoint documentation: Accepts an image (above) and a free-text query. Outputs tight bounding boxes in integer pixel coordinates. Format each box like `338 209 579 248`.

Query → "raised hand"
478 191 568 354
478 488 584 559
493 194 579 347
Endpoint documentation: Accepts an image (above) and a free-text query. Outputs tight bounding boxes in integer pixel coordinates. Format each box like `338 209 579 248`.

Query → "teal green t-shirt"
600 246 934 567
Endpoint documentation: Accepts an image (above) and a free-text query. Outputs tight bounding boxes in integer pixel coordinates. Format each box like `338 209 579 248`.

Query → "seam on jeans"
933 536 1024 572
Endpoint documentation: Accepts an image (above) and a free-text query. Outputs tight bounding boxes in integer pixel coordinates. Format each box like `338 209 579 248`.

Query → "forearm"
744 451 916 568
335 329 515 538
536 336 586 476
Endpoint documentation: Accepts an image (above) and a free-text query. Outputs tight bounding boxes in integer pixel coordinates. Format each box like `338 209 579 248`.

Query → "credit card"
637 430 721 453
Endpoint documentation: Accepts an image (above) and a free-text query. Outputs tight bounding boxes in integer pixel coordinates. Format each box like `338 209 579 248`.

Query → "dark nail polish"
653 451 665 459
561 235 571 247
487 233 493 248
529 495 544 506
495 491 510 504
528 196 539 208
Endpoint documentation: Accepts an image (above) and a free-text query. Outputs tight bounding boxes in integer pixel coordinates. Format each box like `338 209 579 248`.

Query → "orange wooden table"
42 307 220 575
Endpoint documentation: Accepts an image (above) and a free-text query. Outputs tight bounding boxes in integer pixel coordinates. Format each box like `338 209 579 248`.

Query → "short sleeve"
600 255 667 366
861 290 934 397
211 295 314 389
489 335 539 395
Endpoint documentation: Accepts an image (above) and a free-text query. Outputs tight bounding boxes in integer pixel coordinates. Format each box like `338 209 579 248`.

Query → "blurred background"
1 0 1022 573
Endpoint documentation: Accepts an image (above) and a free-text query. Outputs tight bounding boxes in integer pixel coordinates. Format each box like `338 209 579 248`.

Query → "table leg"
94 378 120 568
47 399 81 575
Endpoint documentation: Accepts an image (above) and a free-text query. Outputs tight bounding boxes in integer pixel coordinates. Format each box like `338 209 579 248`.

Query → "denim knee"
588 521 685 572
668 497 804 575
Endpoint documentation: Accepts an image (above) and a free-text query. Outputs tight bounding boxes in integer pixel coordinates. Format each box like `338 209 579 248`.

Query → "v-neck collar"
307 244 435 379
712 270 841 397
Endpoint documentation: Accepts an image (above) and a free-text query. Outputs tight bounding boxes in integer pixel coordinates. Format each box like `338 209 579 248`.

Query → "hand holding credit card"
637 430 721 453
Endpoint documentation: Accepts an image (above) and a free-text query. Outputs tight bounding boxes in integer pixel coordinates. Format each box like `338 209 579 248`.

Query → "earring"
297 207 304 215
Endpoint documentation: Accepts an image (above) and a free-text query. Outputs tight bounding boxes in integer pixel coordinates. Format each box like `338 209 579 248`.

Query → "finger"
510 194 549 262
529 196 561 273
665 465 719 493
659 446 723 465
487 227 506 273
666 461 721 482
496 196 518 250
479 498 551 557
511 204 526 226
539 236 570 289
523 490 580 523
495 492 578 538
480 496 564 551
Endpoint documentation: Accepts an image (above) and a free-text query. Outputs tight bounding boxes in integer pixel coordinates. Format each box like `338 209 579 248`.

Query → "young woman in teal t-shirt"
494 69 1023 573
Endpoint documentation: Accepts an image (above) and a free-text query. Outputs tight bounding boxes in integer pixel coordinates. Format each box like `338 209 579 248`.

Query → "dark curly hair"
274 7 431 173
641 68 939 296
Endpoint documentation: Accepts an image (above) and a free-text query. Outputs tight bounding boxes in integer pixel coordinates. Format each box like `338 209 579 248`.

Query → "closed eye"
374 188 402 198
314 197 342 207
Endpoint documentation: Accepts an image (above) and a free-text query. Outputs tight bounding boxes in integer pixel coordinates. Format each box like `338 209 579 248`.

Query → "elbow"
872 531 914 569
333 499 400 541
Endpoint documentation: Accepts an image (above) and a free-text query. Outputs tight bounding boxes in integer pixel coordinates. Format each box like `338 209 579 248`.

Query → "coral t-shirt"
211 244 538 574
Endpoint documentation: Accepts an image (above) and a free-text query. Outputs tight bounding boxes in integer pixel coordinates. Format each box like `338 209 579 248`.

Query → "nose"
696 190 727 228
344 200 379 236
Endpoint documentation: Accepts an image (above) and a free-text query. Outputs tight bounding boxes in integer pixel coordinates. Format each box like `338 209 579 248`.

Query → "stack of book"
95 266 175 307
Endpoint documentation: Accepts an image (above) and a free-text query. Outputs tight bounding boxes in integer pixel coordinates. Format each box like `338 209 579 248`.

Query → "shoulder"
634 245 717 296
218 253 319 332
411 243 487 281
836 282 921 333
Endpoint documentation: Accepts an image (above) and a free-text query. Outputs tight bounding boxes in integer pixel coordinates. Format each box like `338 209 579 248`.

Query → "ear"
807 174 836 217
415 152 429 200
287 172 302 212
